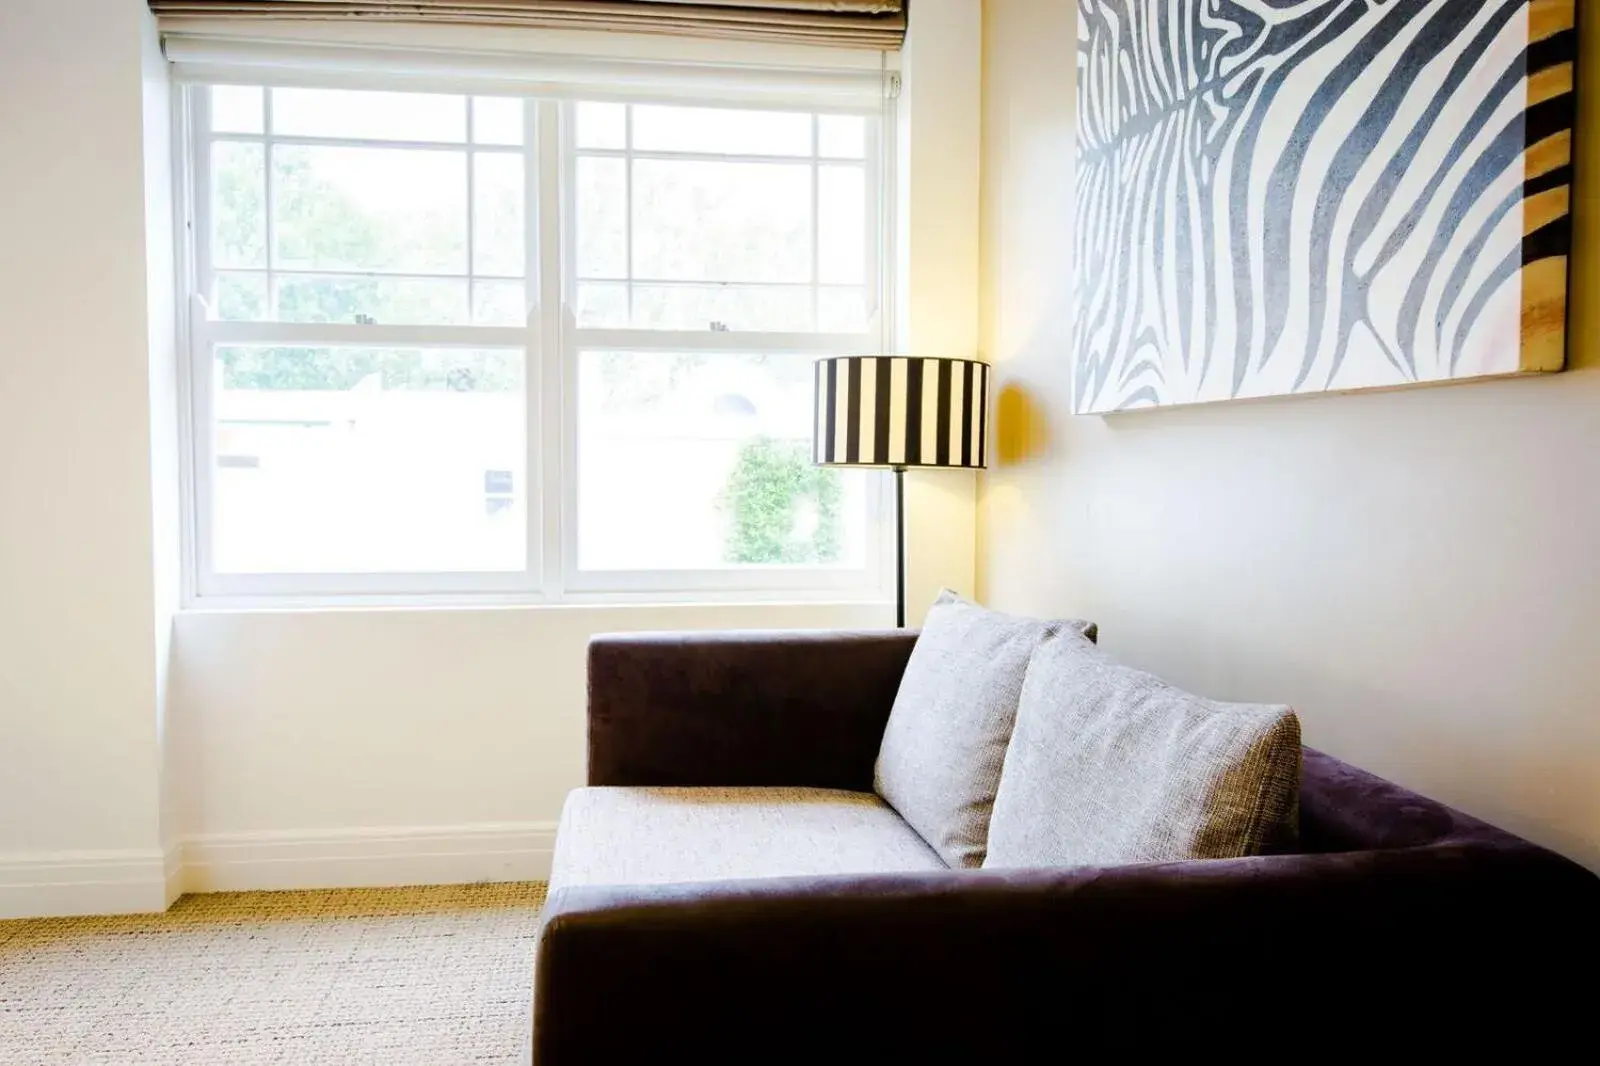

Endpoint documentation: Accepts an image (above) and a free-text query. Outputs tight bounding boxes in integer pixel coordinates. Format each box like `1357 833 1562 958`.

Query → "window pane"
473 152 525 276
631 105 811 157
818 115 865 159
271 88 466 143
576 157 627 279
211 142 265 269
473 97 523 146
211 86 263 134
274 275 469 326
632 160 811 283
474 280 526 326
273 145 467 274
212 346 525 574
819 165 866 285
575 282 629 328
631 284 813 332
818 286 869 332
576 102 626 149
215 272 267 321
577 350 865 570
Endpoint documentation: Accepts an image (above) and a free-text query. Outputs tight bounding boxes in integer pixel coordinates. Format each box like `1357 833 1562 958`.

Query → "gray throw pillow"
874 591 1098 868
985 631 1300 869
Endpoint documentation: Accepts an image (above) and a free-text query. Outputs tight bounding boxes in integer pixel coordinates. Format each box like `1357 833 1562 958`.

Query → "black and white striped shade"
813 357 990 470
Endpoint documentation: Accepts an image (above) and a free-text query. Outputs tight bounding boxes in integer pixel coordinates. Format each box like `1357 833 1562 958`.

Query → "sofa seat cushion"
550 786 947 891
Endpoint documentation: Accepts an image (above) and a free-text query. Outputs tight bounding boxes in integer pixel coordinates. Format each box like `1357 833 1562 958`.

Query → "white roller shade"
148 1 908 50
162 31 894 106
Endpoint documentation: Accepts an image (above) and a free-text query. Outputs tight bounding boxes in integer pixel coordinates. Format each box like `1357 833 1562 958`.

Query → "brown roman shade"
147 1 908 49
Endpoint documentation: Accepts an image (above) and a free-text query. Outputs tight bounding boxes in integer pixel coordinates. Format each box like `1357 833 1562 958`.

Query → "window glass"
818 115 866 159
212 346 526 574
211 86 264 135
190 85 886 599
574 281 629 328
818 165 866 285
473 97 524 146
571 102 877 332
575 157 627 279
575 102 626 149
473 153 525 276
817 286 869 332
630 160 812 283
206 120 525 325
272 275 470 326
211 142 266 269
629 284 814 332
577 350 866 571
473 280 526 327
631 105 811 156
273 145 468 274
214 271 268 321
271 88 467 143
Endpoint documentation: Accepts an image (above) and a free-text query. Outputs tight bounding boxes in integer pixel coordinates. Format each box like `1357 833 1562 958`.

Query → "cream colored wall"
168 603 885 841
0 0 169 889
142 3 184 889
898 0 983 622
979 0 1600 868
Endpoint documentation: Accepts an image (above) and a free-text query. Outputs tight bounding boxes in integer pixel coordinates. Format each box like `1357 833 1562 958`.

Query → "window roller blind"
161 34 893 106
147 1 908 50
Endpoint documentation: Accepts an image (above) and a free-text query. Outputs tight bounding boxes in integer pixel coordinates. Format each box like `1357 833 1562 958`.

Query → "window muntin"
204 87 529 329
186 82 889 603
569 101 878 334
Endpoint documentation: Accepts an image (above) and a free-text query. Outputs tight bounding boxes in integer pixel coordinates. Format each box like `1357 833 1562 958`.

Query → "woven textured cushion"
985 631 1301 869
874 591 1097 868
549 786 946 891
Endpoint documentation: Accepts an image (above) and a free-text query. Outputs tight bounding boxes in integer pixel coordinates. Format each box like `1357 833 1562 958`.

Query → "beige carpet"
0 883 548 1065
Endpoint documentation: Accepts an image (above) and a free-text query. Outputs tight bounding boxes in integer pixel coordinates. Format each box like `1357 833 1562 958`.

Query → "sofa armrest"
586 629 917 790
534 843 1597 1061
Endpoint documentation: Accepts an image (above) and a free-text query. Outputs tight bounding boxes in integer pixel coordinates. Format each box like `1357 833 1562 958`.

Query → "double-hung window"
182 71 892 603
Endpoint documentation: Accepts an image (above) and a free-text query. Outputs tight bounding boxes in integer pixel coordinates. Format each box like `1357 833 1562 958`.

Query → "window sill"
177 592 895 617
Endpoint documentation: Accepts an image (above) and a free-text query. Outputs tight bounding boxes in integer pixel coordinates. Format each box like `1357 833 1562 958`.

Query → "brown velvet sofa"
532 631 1599 1062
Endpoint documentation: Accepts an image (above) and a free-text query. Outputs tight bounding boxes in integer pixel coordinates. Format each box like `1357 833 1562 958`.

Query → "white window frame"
175 69 896 607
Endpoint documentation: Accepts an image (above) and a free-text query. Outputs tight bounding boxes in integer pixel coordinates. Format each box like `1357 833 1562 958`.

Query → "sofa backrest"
1298 747 1513 853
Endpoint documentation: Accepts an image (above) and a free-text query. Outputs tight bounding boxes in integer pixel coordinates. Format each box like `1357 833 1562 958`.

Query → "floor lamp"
813 356 991 628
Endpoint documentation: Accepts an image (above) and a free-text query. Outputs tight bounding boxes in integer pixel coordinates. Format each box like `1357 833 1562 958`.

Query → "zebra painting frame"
1073 0 1578 413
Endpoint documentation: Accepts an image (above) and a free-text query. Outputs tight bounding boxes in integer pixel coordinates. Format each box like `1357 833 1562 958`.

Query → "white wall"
168 603 884 890
0 0 174 915
979 0 1600 869
142 0 184 896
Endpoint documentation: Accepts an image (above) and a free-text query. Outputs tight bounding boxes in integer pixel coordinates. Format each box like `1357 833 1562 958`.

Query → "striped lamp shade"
813 357 991 469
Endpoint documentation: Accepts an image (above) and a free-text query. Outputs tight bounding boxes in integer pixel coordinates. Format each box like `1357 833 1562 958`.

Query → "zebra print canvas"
1074 0 1577 413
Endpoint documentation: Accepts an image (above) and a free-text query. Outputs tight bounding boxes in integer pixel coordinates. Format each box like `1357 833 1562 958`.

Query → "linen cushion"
985 630 1300 869
874 591 1097 868
549 786 945 891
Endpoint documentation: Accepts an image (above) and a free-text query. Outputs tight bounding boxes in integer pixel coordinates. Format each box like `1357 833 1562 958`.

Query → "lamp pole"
894 465 906 629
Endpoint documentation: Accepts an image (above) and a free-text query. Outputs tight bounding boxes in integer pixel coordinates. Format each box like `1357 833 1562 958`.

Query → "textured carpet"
0 882 548 1065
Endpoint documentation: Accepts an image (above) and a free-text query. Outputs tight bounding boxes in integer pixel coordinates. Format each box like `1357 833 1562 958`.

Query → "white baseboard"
0 823 556 918
179 822 557 894
0 849 173 920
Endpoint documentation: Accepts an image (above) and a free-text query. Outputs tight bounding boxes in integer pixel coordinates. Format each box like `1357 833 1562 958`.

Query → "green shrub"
722 437 842 565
